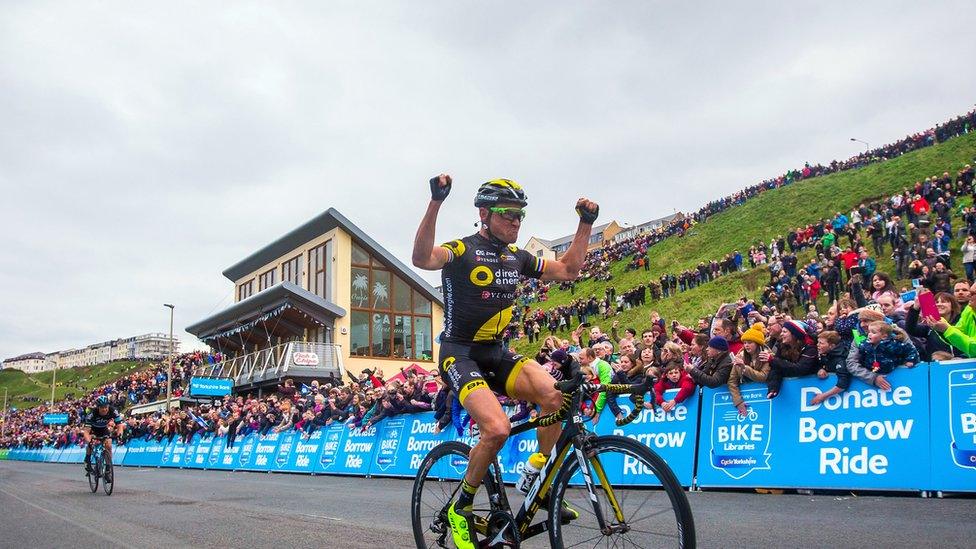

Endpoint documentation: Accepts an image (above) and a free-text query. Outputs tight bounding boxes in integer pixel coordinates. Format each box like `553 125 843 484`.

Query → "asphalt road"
0 460 972 548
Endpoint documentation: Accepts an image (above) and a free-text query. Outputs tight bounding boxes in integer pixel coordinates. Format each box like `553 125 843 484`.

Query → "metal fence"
195 342 344 385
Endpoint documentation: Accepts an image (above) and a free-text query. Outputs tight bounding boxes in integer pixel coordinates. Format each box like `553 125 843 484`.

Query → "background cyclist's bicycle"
87 437 115 496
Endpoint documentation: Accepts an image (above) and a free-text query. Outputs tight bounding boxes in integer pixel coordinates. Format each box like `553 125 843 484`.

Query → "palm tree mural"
372 280 389 308
352 272 369 307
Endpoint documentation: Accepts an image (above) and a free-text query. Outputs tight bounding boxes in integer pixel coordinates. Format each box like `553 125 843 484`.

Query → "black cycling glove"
576 203 599 224
429 175 452 201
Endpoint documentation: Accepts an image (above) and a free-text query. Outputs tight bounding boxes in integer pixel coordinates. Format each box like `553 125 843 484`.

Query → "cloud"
1 1 974 360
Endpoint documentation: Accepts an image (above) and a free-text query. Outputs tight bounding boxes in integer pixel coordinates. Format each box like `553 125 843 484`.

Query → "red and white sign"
292 352 320 366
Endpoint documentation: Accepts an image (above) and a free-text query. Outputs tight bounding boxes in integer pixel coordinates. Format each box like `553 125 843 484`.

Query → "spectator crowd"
3 109 976 453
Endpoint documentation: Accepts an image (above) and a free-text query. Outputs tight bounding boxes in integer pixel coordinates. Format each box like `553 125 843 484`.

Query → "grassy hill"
514 132 976 355
0 361 147 410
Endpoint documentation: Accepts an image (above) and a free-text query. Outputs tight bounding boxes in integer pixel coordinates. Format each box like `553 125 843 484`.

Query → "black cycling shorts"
86 425 110 438
438 341 530 404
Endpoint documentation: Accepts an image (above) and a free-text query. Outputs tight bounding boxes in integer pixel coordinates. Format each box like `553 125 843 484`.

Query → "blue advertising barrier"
162 438 189 468
249 432 281 471
696 365 930 490
368 414 456 478
929 360 976 492
14 360 976 494
315 422 376 476
283 429 325 473
190 435 215 468
232 433 260 470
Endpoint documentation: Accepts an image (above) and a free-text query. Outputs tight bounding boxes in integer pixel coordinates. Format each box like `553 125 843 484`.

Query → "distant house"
523 221 623 259
612 213 683 243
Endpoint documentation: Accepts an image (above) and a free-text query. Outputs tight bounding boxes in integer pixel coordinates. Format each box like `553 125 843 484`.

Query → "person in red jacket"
653 362 696 413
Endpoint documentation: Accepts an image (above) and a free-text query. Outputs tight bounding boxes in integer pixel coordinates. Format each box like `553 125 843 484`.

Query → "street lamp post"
2 387 7 437
164 304 175 411
51 365 57 407
849 137 870 153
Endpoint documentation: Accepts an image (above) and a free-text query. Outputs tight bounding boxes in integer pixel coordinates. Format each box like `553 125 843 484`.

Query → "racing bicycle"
87 436 115 496
411 375 695 548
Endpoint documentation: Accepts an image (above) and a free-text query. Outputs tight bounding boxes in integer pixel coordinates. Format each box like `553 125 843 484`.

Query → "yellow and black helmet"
474 179 528 208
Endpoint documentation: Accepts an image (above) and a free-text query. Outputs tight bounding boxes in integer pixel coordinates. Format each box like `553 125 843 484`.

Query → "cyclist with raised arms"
412 174 599 548
83 395 124 480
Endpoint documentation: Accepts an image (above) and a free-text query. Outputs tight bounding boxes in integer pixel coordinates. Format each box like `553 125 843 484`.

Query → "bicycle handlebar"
531 376 653 429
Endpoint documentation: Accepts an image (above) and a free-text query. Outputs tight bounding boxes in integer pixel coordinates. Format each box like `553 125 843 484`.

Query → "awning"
186 281 346 352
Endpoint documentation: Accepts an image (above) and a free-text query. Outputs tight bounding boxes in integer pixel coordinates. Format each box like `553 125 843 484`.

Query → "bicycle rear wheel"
410 441 505 549
102 453 114 495
88 455 99 494
548 435 695 548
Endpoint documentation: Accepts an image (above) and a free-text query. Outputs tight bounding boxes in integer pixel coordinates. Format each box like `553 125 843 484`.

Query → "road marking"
0 486 131 548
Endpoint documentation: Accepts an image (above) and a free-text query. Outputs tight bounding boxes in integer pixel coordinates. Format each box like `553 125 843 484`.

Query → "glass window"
259 268 276 291
350 311 370 357
371 313 391 357
281 255 302 286
308 242 331 299
352 243 369 266
413 289 432 314
351 267 370 308
371 269 391 310
394 276 411 312
350 248 432 361
394 315 412 359
413 317 433 361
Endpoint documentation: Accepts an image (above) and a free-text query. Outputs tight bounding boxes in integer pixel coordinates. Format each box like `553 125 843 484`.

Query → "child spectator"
727 323 771 415
653 363 696 413
857 321 919 376
807 331 853 406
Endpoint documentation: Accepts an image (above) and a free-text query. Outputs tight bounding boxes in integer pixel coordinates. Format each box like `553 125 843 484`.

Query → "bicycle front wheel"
102 453 114 495
410 441 504 549
548 435 695 548
88 456 99 494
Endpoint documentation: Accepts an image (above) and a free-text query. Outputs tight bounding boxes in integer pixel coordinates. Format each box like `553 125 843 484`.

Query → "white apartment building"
2 333 179 373
2 352 48 373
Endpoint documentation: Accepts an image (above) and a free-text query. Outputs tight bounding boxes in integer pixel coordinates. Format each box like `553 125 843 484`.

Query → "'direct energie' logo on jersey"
470 266 494 286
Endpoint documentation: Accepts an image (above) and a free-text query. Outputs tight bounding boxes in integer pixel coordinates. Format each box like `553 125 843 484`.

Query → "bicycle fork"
574 445 628 535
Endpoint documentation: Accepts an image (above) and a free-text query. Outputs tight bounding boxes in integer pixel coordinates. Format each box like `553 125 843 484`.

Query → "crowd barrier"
3 361 975 493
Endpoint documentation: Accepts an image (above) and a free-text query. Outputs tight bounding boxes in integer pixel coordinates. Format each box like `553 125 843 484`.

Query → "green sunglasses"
489 206 527 221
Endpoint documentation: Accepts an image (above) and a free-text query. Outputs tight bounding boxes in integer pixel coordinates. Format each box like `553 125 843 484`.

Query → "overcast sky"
1 1 974 360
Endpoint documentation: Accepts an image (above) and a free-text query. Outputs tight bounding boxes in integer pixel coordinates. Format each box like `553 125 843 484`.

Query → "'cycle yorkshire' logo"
209 438 222 466
709 388 772 479
375 418 405 471
949 369 976 468
320 424 344 469
276 432 295 468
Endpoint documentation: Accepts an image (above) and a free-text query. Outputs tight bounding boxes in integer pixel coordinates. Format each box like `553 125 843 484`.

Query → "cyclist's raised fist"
576 197 599 224
429 174 453 202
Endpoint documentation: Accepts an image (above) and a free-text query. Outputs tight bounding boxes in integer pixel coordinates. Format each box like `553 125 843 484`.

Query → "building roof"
185 281 348 341
222 208 443 306
3 352 46 363
542 222 613 249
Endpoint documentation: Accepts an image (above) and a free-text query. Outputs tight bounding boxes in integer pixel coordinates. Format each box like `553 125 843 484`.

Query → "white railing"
195 342 344 386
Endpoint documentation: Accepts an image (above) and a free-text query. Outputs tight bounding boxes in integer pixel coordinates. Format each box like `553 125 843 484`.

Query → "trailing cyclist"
83 395 123 480
412 174 599 548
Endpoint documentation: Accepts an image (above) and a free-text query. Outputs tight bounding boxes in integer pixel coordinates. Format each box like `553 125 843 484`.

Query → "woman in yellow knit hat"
728 322 771 416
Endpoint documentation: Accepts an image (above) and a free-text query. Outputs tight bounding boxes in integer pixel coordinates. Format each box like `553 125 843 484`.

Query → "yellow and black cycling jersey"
439 233 547 343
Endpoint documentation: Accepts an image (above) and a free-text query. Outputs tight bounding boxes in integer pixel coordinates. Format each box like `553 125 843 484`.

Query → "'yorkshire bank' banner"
929 361 976 492
696 366 930 490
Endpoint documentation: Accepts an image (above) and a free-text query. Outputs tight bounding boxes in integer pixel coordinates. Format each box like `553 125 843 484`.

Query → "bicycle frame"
481 388 625 545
